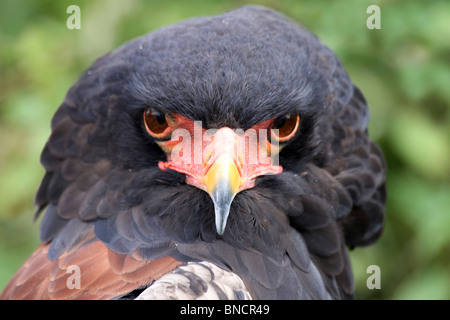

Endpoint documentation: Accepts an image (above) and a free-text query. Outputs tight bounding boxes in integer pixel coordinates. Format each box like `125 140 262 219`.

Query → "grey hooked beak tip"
202 154 243 236
210 182 236 236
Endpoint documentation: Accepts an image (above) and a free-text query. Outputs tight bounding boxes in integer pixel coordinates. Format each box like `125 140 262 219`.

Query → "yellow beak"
202 154 243 235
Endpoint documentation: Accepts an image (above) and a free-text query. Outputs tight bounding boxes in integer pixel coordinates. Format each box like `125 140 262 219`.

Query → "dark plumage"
1 5 386 300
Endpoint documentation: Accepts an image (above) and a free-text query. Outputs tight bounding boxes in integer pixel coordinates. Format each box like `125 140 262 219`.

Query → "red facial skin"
149 113 285 193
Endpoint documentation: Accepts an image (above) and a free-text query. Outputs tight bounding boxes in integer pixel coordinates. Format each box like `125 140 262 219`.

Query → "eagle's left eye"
270 113 300 141
144 107 170 137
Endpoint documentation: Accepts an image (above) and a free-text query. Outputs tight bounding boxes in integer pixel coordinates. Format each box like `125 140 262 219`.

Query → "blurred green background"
0 0 449 299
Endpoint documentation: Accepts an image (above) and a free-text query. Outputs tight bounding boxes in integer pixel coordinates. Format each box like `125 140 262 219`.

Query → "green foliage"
0 0 449 299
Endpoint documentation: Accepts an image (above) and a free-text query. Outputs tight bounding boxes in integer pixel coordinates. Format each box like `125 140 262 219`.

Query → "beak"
158 125 282 235
202 153 242 235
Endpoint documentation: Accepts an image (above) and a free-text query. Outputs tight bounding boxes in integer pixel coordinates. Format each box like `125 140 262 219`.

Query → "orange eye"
143 107 170 137
271 114 300 141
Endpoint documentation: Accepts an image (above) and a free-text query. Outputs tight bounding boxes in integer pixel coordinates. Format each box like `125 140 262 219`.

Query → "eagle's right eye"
144 107 170 137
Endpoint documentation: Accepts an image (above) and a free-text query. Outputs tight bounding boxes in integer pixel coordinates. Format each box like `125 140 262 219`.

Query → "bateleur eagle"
0 5 386 300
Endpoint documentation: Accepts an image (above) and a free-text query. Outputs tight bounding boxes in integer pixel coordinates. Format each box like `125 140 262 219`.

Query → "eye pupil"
156 113 166 125
273 115 288 129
